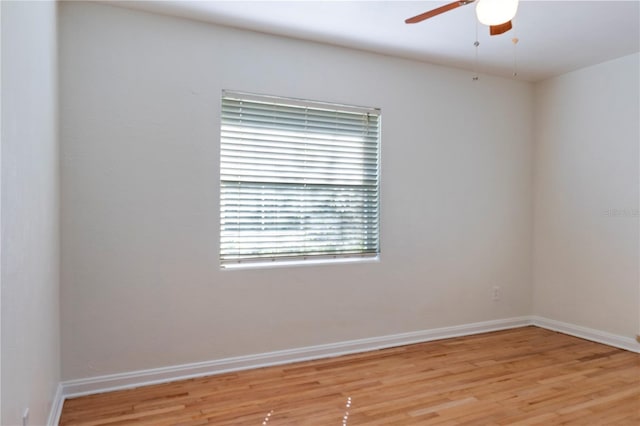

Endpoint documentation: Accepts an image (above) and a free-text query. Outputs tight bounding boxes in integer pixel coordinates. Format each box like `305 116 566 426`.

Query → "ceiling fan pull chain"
512 36 519 78
473 19 480 81
473 40 480 81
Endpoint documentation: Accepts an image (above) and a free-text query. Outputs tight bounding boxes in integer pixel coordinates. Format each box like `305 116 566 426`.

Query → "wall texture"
60 2 533 381
533 53 640 338
1 1 60 424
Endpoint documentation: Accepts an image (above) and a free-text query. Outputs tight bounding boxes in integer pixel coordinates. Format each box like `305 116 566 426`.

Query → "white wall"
1 2 3 419
60 2 533 381
533 53 640 338
1 1 60 425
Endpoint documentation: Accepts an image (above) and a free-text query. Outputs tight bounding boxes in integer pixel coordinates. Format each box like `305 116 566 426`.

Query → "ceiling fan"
406 0 519 36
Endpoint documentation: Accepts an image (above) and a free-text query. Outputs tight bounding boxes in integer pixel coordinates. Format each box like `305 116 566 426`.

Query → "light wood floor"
59 327 640 425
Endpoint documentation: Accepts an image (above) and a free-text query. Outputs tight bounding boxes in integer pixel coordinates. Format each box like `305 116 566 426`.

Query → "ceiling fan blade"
489 20 513 36
405 1 474 24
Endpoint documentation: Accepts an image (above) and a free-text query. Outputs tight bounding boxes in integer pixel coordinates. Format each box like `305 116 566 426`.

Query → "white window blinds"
220 91 381 266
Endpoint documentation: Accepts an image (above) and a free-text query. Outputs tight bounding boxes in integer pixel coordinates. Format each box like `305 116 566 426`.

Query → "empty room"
1 0 639 425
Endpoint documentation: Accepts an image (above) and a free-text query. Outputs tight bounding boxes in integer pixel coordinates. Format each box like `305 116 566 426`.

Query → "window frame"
219 90 381 269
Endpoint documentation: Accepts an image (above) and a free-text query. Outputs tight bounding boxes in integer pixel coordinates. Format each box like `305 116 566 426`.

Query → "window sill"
221 255 380 271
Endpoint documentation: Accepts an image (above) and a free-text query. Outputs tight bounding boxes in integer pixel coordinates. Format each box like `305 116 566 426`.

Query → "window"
220 91 381 267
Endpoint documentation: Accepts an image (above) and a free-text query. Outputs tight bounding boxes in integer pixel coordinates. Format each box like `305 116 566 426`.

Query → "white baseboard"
47 383 64 426
531 316 640 353
52 315 639 425
61 316 530 398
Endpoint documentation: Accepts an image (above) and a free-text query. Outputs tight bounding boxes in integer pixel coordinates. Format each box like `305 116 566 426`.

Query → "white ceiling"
116 1 640 82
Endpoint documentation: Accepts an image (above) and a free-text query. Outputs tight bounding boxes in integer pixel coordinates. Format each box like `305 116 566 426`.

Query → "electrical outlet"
492 286 501 301
22 408 29 426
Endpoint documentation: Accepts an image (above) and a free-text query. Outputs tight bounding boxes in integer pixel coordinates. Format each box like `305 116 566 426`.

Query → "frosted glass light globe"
476 0 519 26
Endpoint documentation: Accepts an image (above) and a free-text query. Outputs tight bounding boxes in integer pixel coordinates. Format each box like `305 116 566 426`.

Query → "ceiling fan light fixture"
476 0 519 26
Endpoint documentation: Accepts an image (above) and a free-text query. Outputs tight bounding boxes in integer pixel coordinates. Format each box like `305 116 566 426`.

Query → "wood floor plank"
59 327 640 425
